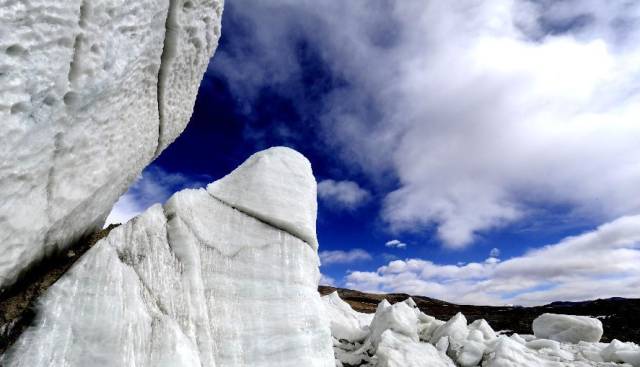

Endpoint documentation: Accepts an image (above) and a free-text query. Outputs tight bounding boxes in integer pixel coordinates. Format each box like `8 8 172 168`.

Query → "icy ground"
322 292 640 367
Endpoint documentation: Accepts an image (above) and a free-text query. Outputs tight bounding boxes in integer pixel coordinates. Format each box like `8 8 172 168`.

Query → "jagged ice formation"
1 147 334 366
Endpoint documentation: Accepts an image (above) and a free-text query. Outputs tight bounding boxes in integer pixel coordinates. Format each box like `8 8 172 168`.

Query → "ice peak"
207 147 319 249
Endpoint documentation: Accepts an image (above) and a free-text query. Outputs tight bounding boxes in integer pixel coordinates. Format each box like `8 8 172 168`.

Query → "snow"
0 0 223 290
322 292 640 367
1 148 333 366
533 313 604 344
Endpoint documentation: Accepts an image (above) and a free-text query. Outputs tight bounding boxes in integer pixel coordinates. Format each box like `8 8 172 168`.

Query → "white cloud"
320 273 336 286
217 1 640 248
385 239 407 249
104 194 144 226
489 247 500 258
319 249 372 265
346 215 640 306
317 179 370 209
105 166 207 225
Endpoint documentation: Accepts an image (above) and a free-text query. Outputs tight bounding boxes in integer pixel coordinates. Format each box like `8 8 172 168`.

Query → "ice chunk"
617 351 640 366
208 147 319 249
1 148 333 367
457 338 486 367
417 313 445 342
468 319 497 342
457 325 492 366
601 339 628 362
510 333 527 345
526 338 562 351
532 313 603 343
404 297 418 308
485 336 554 367
430 312 469 345
426 312 484 366
368 299 419 348
377 330 455 367
601 339 640 366
435 336 450 353
0 0 223 290
322 292 373 342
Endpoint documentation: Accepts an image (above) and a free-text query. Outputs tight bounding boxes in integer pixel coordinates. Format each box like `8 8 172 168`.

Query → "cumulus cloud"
489 248 500 258
216 0 640 248
346 215 640 306
319 249 372 265
105 166 207 225
385 239 407 249
317 179 370 209
320 273 336 286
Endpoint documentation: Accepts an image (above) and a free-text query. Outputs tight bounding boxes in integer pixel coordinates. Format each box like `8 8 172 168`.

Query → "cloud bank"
346 215 640 306
216 0 640 248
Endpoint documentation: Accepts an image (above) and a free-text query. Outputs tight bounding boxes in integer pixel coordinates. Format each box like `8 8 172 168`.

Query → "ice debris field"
322 291 640 367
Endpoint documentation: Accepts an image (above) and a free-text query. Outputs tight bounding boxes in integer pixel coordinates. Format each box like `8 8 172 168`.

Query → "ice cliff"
0 0 223 290
323 292 640 367
1 147 334 366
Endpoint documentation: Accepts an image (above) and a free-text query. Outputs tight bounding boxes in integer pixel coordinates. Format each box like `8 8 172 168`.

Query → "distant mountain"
319 285 640 344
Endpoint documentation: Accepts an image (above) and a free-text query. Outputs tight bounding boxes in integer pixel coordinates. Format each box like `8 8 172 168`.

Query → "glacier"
0 0 223 290
533 313 604 344
322 291 640 367
1 147 334 367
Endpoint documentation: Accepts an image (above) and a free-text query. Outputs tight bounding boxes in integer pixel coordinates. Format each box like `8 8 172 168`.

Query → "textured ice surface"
376 330 455 367
368 300 419 349
601 339 640 365
323 292 640 367
322 291 373 342
208 146 318 249
157 0 222 153
533 313 604 344
0 0 223 290
1 147 333 366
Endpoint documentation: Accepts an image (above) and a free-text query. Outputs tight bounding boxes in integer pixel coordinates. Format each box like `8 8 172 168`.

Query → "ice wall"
0 0 223 290
1 147 334 367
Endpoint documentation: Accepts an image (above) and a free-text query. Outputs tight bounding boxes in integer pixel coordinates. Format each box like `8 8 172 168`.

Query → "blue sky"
108 1 640 306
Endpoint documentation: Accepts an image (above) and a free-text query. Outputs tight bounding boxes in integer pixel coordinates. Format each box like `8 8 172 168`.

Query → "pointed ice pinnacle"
1 147 333 367
207 146 319 249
